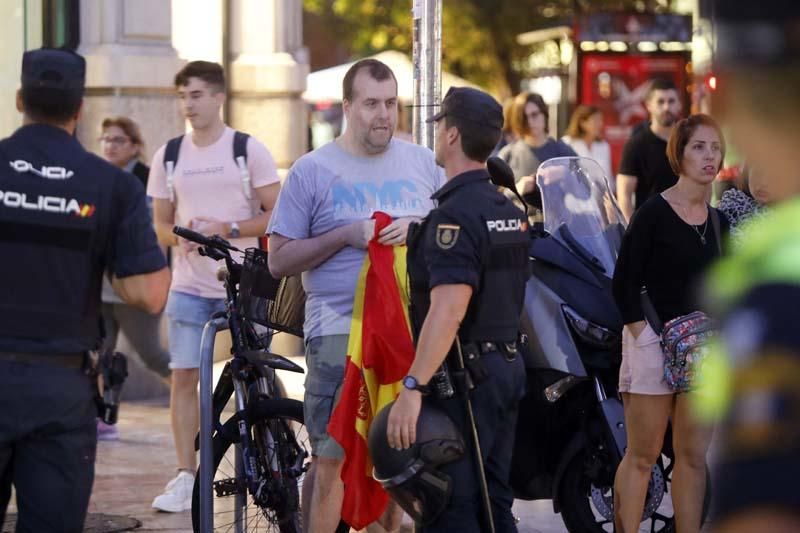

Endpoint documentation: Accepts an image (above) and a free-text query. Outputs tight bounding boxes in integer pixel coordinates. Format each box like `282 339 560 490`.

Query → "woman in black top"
612 114 728 533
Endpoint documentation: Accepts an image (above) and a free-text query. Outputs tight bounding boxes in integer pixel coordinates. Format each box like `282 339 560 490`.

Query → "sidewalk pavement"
80 357 573 532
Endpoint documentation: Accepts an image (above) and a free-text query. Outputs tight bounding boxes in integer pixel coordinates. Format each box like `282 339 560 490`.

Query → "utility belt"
0 350 87 370
430 339 519 400
0 349 129 425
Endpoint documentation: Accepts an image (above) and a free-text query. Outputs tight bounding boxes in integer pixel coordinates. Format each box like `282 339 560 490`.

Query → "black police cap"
426 87 503 130
21 48 86 92
711 0 800 67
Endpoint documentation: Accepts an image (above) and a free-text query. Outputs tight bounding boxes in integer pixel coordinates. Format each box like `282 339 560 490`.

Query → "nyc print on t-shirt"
331 179 424 220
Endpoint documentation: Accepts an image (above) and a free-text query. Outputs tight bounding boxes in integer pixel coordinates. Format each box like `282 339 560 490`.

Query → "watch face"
403 376 417 390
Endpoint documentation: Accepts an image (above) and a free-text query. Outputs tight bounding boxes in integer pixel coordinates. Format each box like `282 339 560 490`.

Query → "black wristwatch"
402 375 430 394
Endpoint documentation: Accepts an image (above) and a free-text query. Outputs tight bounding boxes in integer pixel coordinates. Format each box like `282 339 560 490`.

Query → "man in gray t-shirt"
267 59 443 532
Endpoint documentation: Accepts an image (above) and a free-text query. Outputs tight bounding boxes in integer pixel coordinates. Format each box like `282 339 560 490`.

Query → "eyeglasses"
99 136 130 146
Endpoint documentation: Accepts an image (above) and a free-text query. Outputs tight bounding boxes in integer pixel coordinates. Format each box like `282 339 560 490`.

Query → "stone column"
228 0 309 169
76 0 186 399
76 0 185 162
228 0 309 357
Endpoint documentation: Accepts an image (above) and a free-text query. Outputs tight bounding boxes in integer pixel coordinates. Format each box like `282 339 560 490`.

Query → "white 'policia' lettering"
0 190 83 214
486 218 525 232
9 160 74 179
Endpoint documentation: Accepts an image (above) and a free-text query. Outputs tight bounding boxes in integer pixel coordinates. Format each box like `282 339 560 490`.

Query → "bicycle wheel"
192 398 309 533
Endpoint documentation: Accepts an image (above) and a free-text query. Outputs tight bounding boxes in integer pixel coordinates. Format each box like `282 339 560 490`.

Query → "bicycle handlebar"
173 225 241 252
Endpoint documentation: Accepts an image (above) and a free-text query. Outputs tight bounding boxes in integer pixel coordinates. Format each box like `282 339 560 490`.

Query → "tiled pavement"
91 398 193 532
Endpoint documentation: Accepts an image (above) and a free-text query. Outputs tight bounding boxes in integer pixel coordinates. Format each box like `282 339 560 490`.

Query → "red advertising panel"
579 53 688 174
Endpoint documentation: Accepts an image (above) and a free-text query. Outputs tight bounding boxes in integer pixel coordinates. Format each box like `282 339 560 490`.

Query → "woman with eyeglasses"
498 91 577 204
97 116 170 440
100 116 149 187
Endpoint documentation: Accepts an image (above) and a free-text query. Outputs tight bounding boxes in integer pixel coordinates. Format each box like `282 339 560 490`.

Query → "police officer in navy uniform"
387 87 530 532
0 49 170 532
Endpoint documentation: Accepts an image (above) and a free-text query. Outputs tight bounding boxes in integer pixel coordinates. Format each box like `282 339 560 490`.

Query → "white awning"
303 50 482 103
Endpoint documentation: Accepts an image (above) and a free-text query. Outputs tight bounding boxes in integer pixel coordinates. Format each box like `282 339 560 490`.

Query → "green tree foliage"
304 0 681 96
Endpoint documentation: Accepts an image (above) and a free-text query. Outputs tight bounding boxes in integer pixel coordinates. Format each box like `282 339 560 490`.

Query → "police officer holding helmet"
0 49 170 531
382 87 530 531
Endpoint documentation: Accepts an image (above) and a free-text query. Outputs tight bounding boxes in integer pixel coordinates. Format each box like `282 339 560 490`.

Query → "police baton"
454 336 496 533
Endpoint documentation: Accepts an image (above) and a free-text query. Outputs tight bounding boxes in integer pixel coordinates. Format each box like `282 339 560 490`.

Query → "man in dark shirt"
616 79 682 221
0 48 170 532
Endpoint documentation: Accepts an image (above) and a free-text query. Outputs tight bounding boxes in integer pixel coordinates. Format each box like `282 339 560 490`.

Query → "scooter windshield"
536 157 626 275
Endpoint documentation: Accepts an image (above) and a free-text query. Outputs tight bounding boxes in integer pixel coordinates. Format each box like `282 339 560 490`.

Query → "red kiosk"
571 12 693 173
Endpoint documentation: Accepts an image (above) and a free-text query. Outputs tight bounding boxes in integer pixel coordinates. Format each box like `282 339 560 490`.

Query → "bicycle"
173 226 309 533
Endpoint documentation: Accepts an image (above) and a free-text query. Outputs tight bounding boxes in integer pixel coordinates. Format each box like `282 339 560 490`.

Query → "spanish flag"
328 211 416 529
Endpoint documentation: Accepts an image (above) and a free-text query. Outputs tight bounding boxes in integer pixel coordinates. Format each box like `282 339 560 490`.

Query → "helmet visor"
385 468 452 526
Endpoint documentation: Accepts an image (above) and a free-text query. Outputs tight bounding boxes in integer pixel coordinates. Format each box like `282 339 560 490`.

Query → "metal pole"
235 444 244 532
412 0 442 150
199 317 230 533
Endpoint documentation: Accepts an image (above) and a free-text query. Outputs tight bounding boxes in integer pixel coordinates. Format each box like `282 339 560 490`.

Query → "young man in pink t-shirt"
146 61 281 512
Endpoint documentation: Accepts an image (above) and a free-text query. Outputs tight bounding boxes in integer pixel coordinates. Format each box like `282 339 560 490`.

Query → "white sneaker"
152 470 194 512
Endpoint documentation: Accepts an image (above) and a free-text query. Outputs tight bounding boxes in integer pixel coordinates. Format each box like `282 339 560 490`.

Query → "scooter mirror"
486 156 515 190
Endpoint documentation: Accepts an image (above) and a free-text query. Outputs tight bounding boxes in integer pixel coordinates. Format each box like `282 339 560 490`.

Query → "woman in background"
717 165 774 242
562 105 613 187
98 116 171 439
499 91 576 201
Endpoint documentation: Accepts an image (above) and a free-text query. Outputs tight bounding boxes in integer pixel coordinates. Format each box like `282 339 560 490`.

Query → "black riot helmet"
368 400 466 525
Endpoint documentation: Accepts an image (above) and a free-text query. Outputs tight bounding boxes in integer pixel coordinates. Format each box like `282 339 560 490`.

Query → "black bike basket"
238 248 305 338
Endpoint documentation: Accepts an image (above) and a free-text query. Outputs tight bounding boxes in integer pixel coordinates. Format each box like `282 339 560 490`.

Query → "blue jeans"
165 290 226 370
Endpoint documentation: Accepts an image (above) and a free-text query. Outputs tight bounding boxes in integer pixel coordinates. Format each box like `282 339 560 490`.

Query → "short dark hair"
444 114 501 163
174 61 225 93
21 87 82 124
666 114 726 175
646 78 678 101
510 92 549 137
342 59 397 102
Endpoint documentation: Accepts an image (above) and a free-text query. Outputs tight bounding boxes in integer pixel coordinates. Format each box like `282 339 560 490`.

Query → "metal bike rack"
199 317 229 533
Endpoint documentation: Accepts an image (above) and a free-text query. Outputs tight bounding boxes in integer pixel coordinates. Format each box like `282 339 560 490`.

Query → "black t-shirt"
0 124 166 353
618 126 678 210
612 194 729 325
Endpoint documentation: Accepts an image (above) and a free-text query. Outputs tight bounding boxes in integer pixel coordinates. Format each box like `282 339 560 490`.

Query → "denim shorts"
165 290 226 370
304 335 348 459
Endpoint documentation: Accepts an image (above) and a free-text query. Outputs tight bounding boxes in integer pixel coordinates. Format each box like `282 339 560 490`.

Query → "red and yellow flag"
328 211 416 530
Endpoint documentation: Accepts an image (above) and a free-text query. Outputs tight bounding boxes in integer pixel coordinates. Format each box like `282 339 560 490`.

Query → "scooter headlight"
562 305 618 348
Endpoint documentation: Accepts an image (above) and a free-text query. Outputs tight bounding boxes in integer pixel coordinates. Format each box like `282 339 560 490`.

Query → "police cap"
21 48 86 92
427 86 503 130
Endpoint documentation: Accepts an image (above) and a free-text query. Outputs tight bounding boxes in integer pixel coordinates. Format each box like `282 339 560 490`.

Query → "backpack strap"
233 131 251 200
709 206 722 255
163 135 184 203
639 286 664 335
